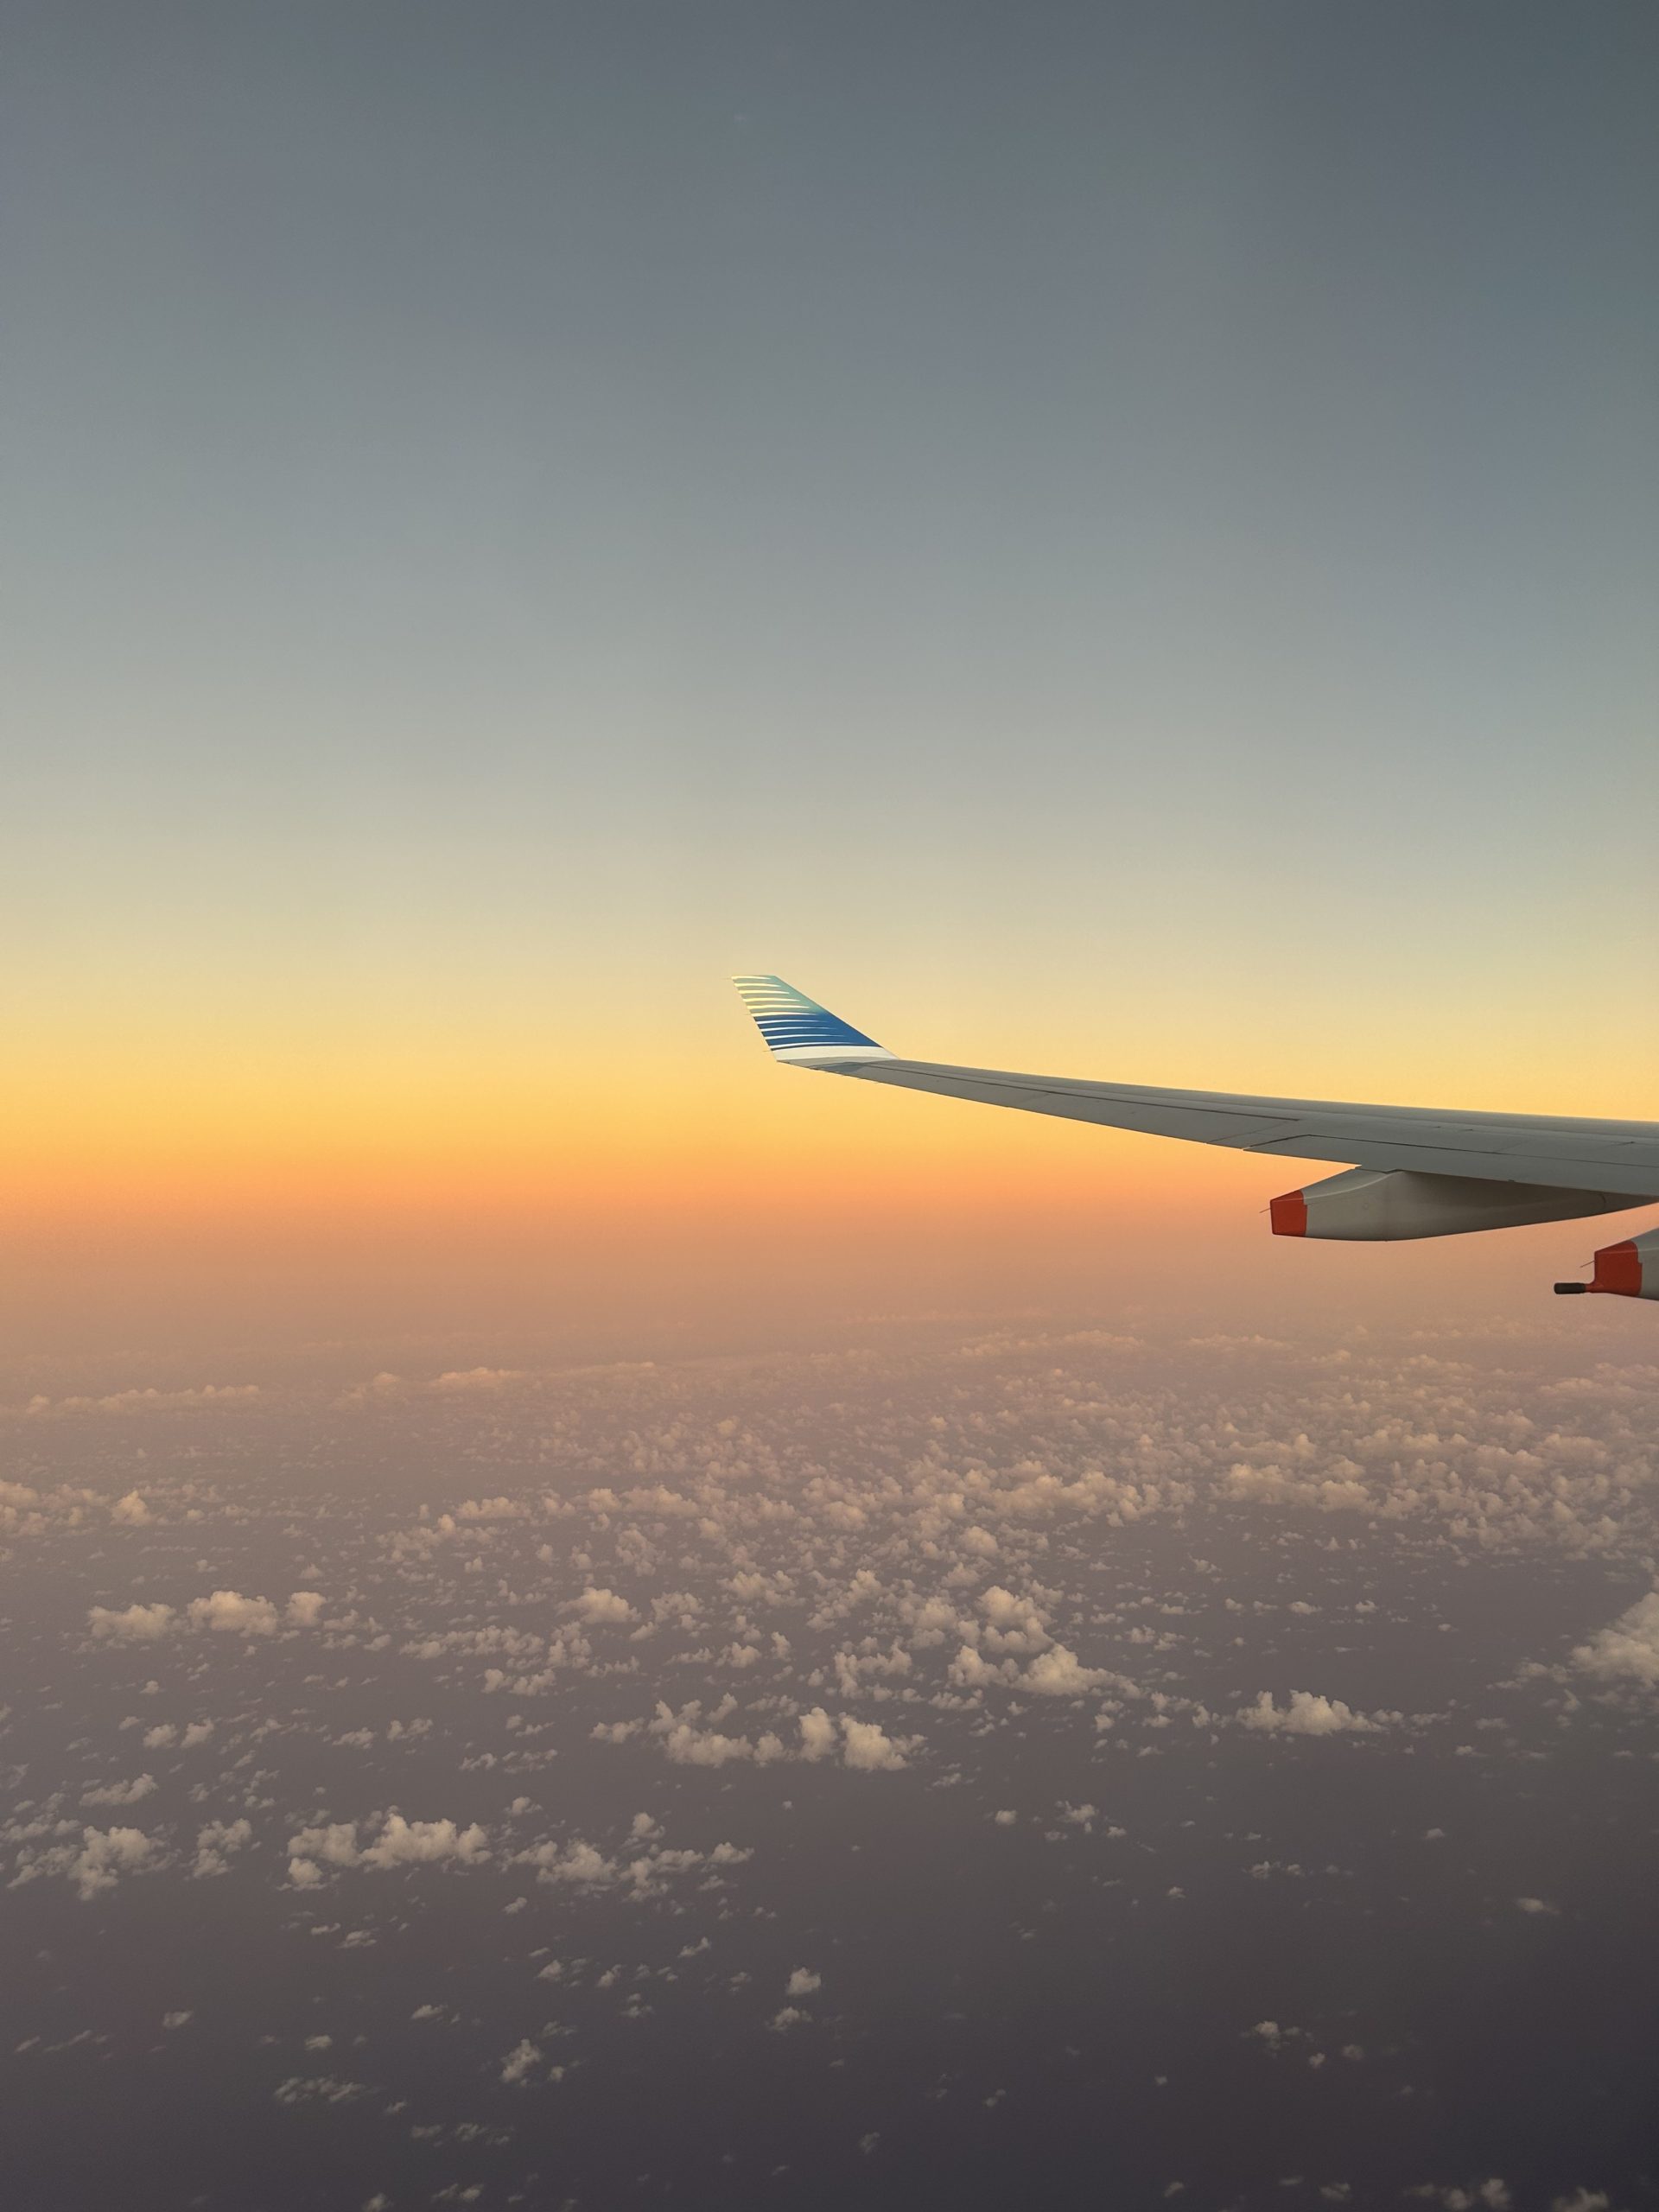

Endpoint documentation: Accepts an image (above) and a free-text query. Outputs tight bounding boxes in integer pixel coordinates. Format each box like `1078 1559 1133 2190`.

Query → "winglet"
732 976 893 1065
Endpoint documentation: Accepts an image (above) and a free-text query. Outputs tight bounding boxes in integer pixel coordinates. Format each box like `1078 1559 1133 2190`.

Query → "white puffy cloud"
978 1585 1050 1652
1238 1692 1387 1737
569 1586 638 1626
89 1602 175 1643
81 1775 157 1807
660 1723 757 1766
1572 1591 1659 1686
92 1589 325 1644
837 1716 910 1771
194 1819 253 1878
785 1967 821 1996
635 1700 785 1767
949 1640 1114 1699
514 1833 751 1897
188 1590 282 1636
798 1708 838 1762
286 1815 491 1884
361 1815 491 1870
1020 1645 1112 1697
794 1707 912 1770
499 2037 542 2086
520 1839 617 1886
1225 1462 1372 1513
110 1491 150 1525
28 1826 164 1899
948 1643 1008 1690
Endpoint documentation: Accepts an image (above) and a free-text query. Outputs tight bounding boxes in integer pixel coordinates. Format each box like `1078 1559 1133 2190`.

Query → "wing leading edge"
731 976 1659 1206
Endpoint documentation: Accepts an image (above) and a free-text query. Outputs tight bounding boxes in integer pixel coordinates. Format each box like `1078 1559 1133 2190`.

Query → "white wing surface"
732 976 1659 1206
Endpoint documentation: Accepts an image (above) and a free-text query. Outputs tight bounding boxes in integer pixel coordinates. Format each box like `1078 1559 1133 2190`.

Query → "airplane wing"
732 978 1659 1268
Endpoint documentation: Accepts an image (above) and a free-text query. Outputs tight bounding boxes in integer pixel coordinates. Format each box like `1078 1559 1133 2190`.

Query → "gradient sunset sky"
5 1 1656 1363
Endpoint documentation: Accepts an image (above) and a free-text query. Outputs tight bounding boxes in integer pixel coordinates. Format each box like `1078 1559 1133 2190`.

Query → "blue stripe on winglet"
732 976 885 1054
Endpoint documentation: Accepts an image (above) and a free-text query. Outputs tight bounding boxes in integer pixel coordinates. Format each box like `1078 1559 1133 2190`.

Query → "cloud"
798 1709 837 1762
1238 1692 1389 1737
838 1716 910 1771
79 1826 162 1897
513 1833 752 1897
271 2076 367 2106
632 1700 786 1768
948 1644 1008 1690
89 1602 175 1643
188 1590 282 1636
81 1775 157 1807
658 1721 760 1766
499 2037 543 2086
520 1839 617 1886
110 1491 150 1525
286 1815 491 1884
20 1383 260 1418
92 1590 327 1644
785 1967 821 1996
794 1707 912 1770
948 1640 1115 1699
1571 1591 1659 1687
1020 1645 1112 1697
569 1587 638 1626
1225 1462 1372 1513
362 1815 491 1870
23 1826 165 1900
978 1585 1050 1652
194 1819 253 1878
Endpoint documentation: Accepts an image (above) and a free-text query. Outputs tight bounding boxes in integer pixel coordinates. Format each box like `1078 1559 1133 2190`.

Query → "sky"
7 18 1659 2204
4 0 1657 1358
